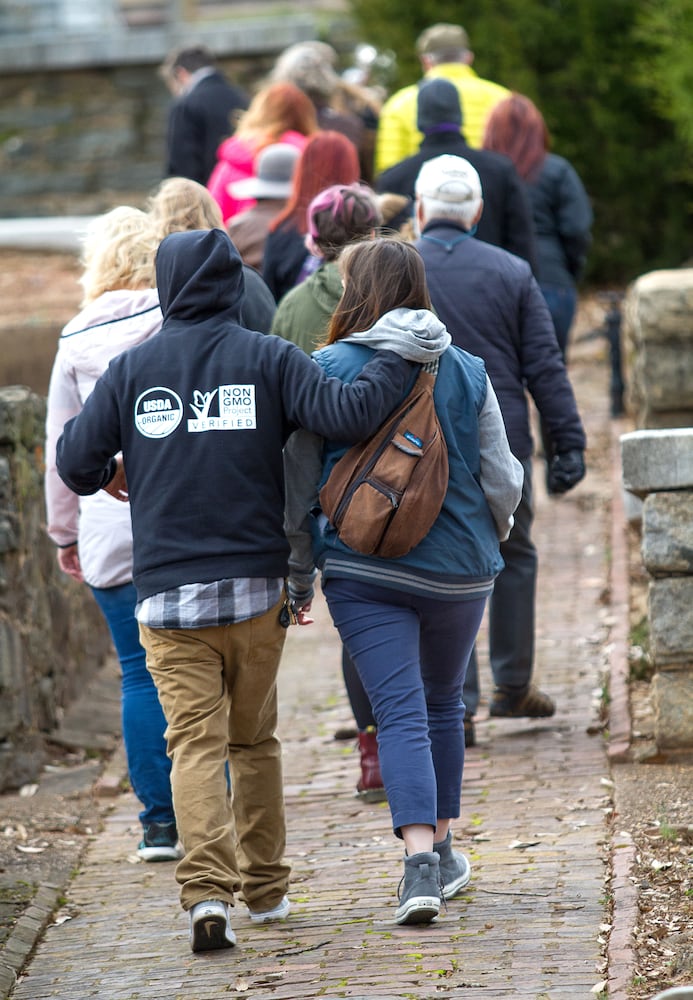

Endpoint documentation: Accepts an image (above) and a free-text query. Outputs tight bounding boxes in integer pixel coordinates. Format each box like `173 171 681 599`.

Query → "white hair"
416 193 481 230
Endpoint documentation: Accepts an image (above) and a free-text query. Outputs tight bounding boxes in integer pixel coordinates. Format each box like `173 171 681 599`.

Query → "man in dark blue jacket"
56 228 414 953
413 154 586 744
376 78 537 272
161 45 249 185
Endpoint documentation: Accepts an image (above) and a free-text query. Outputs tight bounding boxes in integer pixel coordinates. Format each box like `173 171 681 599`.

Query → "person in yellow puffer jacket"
375 23 509 175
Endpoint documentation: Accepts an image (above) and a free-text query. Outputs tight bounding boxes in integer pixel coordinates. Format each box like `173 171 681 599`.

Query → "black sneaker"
395 851 441 925
464 717 476 747
489 684 555 719
137 821 184 862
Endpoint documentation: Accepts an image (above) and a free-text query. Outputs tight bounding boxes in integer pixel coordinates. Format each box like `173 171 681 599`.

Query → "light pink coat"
45 288 162 588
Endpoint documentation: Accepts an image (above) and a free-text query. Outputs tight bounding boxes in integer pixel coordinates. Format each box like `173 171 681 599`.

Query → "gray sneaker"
434 831 471 899
395 851 441 925
189 899 236 952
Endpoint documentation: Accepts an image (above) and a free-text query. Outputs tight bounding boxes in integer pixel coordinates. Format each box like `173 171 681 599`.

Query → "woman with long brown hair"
206 81 317 223
284 236 523 925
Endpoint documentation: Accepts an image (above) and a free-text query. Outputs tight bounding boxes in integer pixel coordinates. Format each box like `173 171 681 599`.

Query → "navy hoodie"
57 229 413 601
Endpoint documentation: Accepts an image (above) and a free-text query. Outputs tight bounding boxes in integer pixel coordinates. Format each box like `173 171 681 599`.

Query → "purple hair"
306 184 381 259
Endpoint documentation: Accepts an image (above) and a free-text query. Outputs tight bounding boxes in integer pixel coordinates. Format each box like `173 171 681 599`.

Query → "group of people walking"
46 22 590 952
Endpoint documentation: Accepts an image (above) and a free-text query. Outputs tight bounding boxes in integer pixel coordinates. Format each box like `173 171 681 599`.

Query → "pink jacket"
45 288 162 588
207 129 308 223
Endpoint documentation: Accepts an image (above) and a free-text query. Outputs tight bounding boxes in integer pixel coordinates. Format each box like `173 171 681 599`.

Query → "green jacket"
270 261 343 356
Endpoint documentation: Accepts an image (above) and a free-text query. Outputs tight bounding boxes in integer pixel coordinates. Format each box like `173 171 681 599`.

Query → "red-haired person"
262 130 361 302
207 82 317 223
482 93 592 360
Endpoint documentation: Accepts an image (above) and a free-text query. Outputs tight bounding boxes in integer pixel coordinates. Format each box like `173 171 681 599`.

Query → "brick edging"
607 416 633 763
0 882 67 1000
606 416 639 997
608 834 639 999
0 744 129 1000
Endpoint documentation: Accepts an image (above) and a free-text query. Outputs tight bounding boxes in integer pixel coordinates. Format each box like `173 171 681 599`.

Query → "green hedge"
349 0 693 285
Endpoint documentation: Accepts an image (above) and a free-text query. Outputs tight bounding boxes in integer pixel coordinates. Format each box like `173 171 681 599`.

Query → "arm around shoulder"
283 345 415 443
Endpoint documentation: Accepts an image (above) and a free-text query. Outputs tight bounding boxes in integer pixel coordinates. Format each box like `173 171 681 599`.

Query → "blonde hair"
147 176 224 241
79 206 157 305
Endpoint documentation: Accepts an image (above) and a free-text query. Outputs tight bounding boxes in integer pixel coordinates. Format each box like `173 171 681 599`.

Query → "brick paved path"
10 342 614 1000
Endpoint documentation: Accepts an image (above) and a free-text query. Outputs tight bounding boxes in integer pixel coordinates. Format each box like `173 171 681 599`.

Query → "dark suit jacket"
376 132 538 273
165 71 249 185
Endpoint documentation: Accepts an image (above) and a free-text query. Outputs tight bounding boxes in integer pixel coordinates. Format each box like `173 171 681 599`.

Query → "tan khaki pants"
139 600 290 913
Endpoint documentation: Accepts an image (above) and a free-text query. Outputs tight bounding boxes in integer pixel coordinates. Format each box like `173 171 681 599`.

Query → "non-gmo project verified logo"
187 384 257 432
134 387 183 438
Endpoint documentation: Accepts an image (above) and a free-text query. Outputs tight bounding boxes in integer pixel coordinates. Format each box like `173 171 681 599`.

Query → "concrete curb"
0 217 96 253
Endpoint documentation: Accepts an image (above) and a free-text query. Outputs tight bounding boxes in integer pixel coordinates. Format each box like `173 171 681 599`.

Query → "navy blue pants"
91 582 174 828
463 458 536 715
324 578 486 837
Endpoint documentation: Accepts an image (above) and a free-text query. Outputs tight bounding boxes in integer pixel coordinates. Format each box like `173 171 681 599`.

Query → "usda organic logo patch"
134 386 183 438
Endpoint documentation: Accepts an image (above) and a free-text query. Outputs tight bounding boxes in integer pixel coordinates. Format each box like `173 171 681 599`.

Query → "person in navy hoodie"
55 227 415 954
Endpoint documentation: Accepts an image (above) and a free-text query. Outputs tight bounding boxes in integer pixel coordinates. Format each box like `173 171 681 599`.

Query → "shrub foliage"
349 0 693 284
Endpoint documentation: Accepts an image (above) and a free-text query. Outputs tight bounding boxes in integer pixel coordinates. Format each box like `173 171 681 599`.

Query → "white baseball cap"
415 154 482 204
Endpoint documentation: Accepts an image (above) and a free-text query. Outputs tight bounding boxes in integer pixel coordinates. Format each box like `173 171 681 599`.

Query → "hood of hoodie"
155 228 245 324
308 260 345 315
58 288 162 382
343 307 451 365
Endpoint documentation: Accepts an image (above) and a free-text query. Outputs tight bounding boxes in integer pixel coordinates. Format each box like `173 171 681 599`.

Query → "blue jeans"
90 583 174 828
538 283 578 476
324 578 486 837
539 283 577 360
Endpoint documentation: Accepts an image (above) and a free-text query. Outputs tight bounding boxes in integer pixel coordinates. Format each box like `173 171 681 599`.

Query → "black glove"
547 449 585 495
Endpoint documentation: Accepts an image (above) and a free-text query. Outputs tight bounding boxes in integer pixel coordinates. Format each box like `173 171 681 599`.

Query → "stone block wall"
0 47 305 218
1 63 206 218
621 429 693 749
623 268 693 429
0 386 111 792
621 270 693 750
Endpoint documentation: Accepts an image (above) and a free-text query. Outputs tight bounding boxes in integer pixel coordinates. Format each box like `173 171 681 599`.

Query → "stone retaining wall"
0 386 111 793
0 59 253 218
621 429 693 749
623 268 693 429
0 12 349 218
621 271 693 750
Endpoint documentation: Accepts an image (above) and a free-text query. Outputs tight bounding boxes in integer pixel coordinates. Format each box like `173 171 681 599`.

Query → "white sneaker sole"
248 896 291 924
441 863 471 899
137 844 184 862
395 894 440 925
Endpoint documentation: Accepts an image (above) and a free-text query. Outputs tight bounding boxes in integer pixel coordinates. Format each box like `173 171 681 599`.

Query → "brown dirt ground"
0 248 691 995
